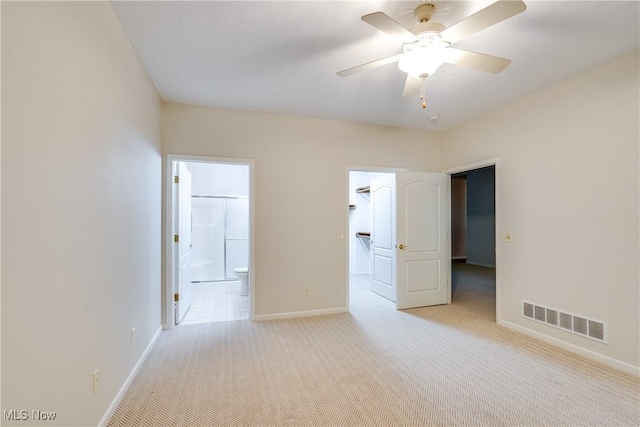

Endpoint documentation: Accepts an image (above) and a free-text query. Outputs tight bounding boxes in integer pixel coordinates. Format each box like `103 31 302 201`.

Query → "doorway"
446 160 499 321
348 170 395 305
165 155 255 328
347 167 450 310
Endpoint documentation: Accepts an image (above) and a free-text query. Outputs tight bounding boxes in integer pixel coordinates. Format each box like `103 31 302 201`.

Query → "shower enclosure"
191 196 249 282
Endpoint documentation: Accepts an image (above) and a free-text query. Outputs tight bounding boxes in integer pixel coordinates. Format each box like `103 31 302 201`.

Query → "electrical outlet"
130 327 136 346
92 369 100 394
303 287 311 296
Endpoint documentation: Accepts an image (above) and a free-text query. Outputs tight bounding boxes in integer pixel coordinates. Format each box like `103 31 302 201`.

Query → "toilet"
233 267 249 296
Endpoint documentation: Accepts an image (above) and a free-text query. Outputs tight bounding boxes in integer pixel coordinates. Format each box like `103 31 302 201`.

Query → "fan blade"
446 48 511 73
337 55 399 77
362 12 416 41
439 0 526 45
402 75 421 97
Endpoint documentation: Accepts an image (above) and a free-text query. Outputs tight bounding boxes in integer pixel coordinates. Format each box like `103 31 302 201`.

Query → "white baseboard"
466 261 496 268
498 319 639 377
254 307 347 321
98 325 163 426
451 256 467 260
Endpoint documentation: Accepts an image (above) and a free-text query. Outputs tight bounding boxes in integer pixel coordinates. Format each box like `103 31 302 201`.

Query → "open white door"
395 171 450 309
176 162 193 324
370 175 396 302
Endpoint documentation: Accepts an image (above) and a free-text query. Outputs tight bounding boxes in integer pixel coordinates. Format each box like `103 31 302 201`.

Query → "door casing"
345 166 406 310
444 158 501 322
176 162 193 324
346 160 498 319
164 154 256 329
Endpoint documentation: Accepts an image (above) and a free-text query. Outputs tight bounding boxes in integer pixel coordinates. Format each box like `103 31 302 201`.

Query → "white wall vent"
522 301 608 344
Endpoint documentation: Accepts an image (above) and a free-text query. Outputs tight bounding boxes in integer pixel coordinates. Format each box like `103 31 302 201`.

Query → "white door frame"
176 162 193 324
443 157 501 322
165 154 256 329
345 165 406 310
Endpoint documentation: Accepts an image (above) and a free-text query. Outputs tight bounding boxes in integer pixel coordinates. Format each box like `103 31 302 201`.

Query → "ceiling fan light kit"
397 35 452 79
337 0 527 112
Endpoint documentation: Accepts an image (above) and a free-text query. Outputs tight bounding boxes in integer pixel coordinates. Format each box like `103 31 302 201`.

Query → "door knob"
396 243 409 250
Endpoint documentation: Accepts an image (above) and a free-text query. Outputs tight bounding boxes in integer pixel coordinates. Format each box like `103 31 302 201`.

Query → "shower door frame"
164 154 256 329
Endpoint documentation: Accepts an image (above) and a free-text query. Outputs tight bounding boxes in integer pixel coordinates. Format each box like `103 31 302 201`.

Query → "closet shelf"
349 204 356 210
355 232 371 238
355 186 370 194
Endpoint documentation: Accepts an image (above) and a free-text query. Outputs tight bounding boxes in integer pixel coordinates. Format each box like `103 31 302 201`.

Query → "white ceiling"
112 1 639 131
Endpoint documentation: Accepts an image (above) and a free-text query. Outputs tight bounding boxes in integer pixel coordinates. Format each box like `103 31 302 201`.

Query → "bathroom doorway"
166 155 255 328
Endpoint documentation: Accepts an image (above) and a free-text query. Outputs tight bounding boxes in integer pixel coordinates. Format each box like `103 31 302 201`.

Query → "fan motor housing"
414 3 436 22
411 21 446 37
411 3 445 37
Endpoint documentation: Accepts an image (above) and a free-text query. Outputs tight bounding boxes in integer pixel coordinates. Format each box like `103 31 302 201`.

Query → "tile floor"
180 280 249 325
180 261 494 326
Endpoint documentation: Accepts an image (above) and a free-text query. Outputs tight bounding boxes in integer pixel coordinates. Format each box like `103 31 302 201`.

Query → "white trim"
165 154 256 329
451 256 467 260
98 326 162 427
498 319 639 377
443 158 501 322
254 307 348 321
443 157 500 175
348 165 408 173
466 261 496 268
446 176 452 304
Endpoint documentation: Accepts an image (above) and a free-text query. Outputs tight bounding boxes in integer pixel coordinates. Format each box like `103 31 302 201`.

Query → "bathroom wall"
189 162 249 196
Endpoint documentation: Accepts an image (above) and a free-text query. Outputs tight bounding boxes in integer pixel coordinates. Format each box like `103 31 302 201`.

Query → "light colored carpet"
108 263 639 426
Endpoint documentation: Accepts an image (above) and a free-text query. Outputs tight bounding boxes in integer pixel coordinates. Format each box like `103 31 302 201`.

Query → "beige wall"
2 2 162 425
1 3 637 424
162 104 442 318
442 50 640 370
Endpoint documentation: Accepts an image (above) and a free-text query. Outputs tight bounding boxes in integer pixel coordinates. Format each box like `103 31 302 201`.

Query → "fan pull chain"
420 78 426 109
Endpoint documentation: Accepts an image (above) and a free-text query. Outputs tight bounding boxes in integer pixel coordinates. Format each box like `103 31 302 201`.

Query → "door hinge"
174 175 179 184
174 234 179 243
174 293 179 302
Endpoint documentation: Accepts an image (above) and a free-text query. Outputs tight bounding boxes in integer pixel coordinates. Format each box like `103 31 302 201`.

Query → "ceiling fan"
337 0 527 108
